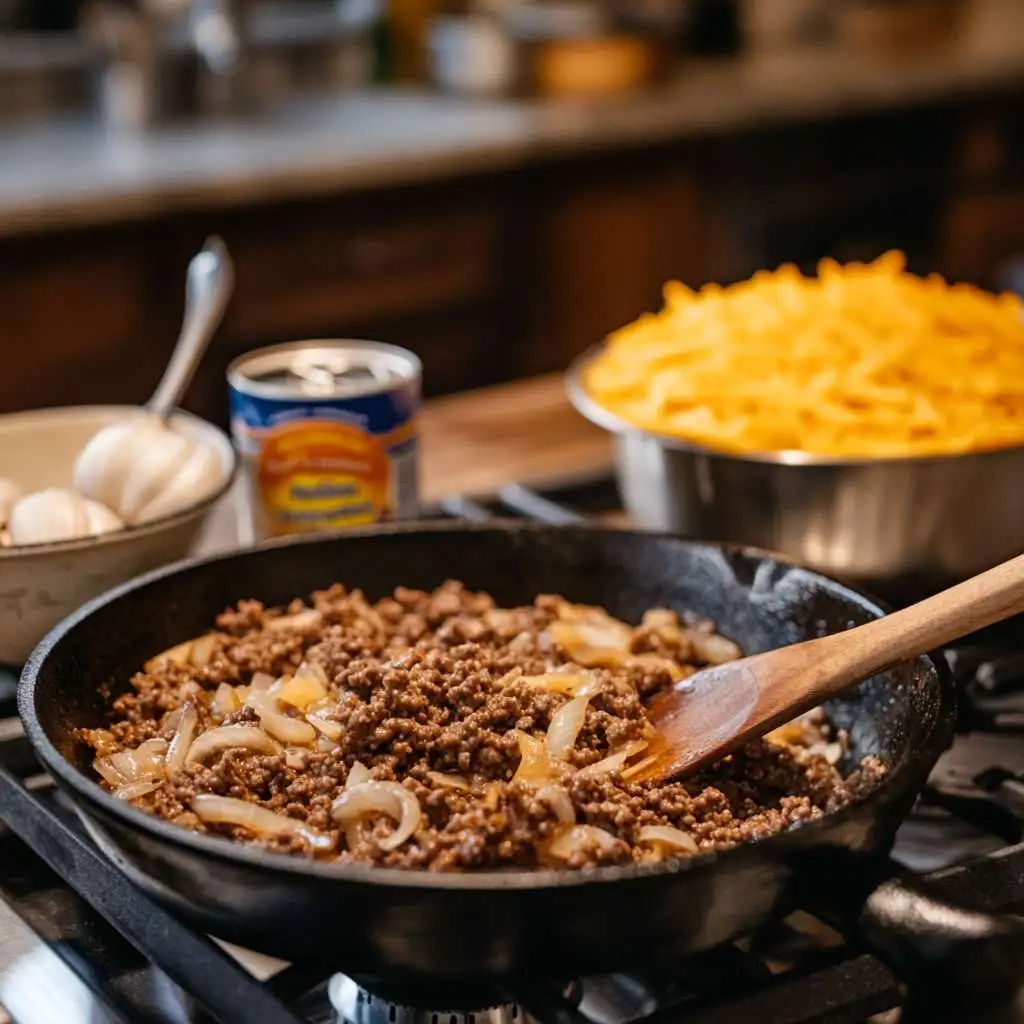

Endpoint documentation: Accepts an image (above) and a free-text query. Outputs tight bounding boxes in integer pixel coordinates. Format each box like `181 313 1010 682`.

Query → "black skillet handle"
858 872 1024 1024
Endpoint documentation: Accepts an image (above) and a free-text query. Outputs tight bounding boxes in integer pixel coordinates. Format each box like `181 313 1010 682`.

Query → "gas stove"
1 475 1023 1024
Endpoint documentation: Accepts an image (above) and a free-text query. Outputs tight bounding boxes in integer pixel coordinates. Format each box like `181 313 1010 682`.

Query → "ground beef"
80 581 887 871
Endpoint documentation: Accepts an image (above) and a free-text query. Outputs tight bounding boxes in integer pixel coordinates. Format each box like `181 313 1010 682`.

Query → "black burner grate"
1 478 1023 1024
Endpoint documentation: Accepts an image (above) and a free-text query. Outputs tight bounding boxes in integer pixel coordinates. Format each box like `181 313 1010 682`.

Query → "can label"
229 363 419 537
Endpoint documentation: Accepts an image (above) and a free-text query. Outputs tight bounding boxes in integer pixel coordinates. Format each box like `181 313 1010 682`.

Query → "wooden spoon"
631 552 1024 785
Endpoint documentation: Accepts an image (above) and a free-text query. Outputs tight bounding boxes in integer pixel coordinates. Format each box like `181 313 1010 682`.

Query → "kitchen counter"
1 0 1023 239
197 372 612 553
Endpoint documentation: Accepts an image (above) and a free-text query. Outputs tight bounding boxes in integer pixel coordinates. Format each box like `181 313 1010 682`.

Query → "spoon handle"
147 236 234 421
812 551 1024 698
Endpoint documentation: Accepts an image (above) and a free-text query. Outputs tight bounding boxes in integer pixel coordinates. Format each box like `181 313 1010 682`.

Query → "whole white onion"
8 488 122 545
73 413 222 525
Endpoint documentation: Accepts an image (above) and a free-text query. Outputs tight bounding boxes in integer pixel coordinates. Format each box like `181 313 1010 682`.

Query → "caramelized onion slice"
521 672 605 698
212 683 241 719
546 694 591 760
620 754 659 783
536 784 575 824
331 781 421 852
637 825 699 855
273 663 328 709
265 609 323 632
512 730 552 788
185 726 278 764
113 779 164 801
576 739 648 779
690 631 741 665
347 761 372 789
144 640 193 673
246 692 318 747
164 702 198 775
426 771 470 791
103 738 168 784
192 794 335 852
546 824 622 861
144 634 220 673
250 672 276 692
549 621 630 669
307 710 343 742
94 756 127 787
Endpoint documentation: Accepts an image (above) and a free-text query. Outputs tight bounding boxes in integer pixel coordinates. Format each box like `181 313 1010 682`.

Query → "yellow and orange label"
257 420 392 533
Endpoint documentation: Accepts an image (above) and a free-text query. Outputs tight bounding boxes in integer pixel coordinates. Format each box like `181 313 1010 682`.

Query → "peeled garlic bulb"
8 488 123 546
0 476 22 528
73 414 222 525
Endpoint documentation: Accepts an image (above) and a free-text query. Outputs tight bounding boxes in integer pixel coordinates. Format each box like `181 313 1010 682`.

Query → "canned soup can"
228 340 421 539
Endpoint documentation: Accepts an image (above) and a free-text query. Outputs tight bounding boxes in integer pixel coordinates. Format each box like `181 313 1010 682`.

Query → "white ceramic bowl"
0 405 236 664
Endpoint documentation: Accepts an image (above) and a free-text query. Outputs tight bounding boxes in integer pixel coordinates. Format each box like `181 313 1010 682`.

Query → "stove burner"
330 976 529 1024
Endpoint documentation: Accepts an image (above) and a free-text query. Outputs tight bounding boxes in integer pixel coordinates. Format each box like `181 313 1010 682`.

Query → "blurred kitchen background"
1 0 1022 427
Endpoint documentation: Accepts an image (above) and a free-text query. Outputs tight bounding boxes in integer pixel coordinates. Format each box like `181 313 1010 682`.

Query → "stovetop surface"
1 476 1023 1024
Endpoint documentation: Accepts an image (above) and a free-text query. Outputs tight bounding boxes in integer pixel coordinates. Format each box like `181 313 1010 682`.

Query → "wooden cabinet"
0 230 177 412
521 150 709 375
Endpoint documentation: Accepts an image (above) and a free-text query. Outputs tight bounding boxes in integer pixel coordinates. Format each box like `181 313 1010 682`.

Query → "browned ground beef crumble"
81 581 886 871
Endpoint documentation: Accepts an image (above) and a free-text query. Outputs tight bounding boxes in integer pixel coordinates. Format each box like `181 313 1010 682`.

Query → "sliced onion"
546 694 591 760
94 756 128 787
317 734 339 752
765 720 809 747
549 621 633 669
192 794 335 852
482 781 502 810
347 761 372 789
189 633 219 668
626 653 686 683
144 634 219 673
807 741 843 765
512 730 552 787
185 726 278 764
113 779 163 801
426 771 470 791
496 667 524 687
637 825 699 855
577 739 648 779
690 632 741 665
522 673 605 699
272 663 328 709
265 609 323 632
536 784 575 824
246 691 317 746
307 711 343 742
144 639 193 673
546 824 621 861
331 781 421 852
250 672 276 692
284 748 307 770
212 683 241 719
106 738 168 783
620 754 659 783
164 702 198 775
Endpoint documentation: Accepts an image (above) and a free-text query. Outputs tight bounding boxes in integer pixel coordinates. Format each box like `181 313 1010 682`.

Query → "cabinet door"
0 231 172 413
941 192 1024 290
523 152 709 375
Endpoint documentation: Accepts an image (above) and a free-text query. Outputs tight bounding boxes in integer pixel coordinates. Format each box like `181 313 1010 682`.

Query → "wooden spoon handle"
810 551 1024 700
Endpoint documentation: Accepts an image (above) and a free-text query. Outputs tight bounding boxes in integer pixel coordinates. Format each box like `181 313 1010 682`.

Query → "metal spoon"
632 551 1024 784
147 235 234 418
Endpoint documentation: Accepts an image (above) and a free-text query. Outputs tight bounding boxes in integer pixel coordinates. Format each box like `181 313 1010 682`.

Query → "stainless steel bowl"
567 347 1024 602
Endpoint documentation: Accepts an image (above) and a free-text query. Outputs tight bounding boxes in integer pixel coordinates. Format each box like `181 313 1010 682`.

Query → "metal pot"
567 347 1024 603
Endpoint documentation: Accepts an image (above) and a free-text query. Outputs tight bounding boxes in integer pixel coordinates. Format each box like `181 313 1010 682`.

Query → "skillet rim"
19 521 955 892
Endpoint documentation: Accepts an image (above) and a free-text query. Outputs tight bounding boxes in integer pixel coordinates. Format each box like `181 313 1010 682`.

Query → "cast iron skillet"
17 524 1024 1019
